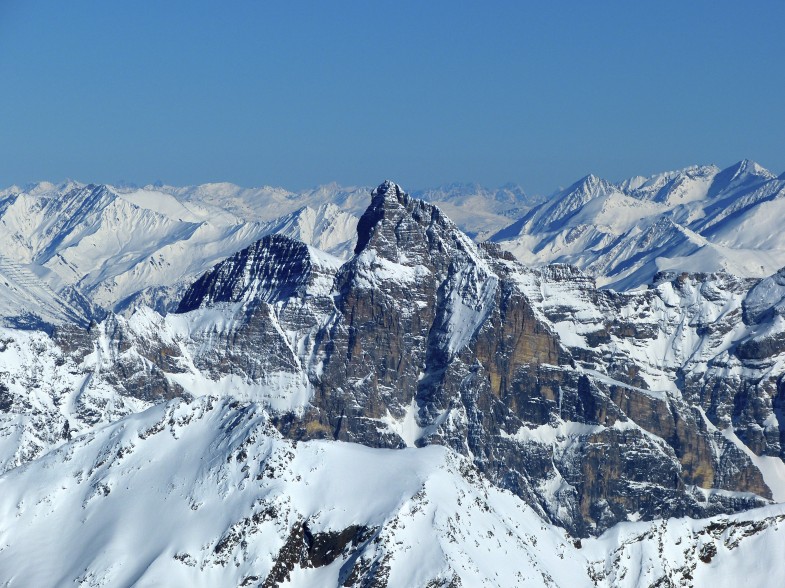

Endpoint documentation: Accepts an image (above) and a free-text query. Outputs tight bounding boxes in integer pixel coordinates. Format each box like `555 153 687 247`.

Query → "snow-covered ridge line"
492 159 785 290
4 159 783 321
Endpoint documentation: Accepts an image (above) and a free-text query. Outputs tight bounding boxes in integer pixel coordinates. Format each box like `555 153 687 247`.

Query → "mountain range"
1 168 785 586
491 160 785 289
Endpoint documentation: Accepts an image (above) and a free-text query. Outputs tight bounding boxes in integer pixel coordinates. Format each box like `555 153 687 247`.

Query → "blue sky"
1 0 783 194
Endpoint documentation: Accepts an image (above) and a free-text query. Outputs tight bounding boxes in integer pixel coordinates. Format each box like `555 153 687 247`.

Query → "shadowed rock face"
144 181 773 537
178 234 314 312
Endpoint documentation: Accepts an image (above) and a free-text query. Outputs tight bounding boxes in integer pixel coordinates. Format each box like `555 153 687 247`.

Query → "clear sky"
1 0 784 194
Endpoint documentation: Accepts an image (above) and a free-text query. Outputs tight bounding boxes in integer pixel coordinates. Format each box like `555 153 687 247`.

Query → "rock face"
2 181 785 542
141 181 780 536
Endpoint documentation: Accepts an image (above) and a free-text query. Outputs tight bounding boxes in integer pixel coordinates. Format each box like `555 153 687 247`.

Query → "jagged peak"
714 159 775 187
176 233 329 312
617 164 720 195
558 173 618 201
529 173 618 232
372 179 406 202
582 172 601 184
351 181 491 281
728 159 775 181
354 181 411 254
707 159 776 199
573 173 602 191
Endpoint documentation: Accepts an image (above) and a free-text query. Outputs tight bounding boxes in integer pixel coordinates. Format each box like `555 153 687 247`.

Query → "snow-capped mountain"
492 160 785 289
0 179 533 319
3 177 785 585
0 182 359 317
409 182 537 240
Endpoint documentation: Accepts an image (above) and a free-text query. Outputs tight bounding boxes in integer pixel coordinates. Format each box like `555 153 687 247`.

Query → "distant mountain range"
3 160 782 326
491 160 785 289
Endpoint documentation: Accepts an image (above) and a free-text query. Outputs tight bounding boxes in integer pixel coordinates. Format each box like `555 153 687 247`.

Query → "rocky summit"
1 179 785 586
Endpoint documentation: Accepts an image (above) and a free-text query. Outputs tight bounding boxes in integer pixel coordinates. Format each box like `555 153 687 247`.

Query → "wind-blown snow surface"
492 160 785 289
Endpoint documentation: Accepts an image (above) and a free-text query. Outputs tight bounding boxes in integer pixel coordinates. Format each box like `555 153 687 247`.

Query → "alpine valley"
2 163 785 587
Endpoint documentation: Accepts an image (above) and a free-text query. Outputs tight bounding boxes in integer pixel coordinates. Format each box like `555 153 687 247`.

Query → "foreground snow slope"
0 395 589 587
1 394 783 587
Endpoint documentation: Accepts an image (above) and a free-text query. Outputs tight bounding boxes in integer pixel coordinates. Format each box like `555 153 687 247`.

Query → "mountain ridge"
2 176 785 585
491 160 785 290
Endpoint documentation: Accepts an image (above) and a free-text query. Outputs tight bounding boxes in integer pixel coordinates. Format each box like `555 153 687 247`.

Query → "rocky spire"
354 180 407 255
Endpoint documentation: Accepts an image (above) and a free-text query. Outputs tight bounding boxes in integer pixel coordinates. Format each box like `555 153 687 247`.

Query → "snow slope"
0 254 87 328
1 393 783 587
493 160 785 289
0 395 589 587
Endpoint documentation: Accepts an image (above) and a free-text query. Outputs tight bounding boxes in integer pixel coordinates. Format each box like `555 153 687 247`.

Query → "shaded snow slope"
0 254 87 328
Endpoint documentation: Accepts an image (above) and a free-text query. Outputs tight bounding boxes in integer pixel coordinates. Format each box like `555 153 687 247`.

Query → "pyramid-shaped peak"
580 173 604 185
355 181 423 255
707 159 777 198
352 180 486 274
582 173 601 184
372 180 406 200
728 159 775 180
560 173 618 199
566 173 614 196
